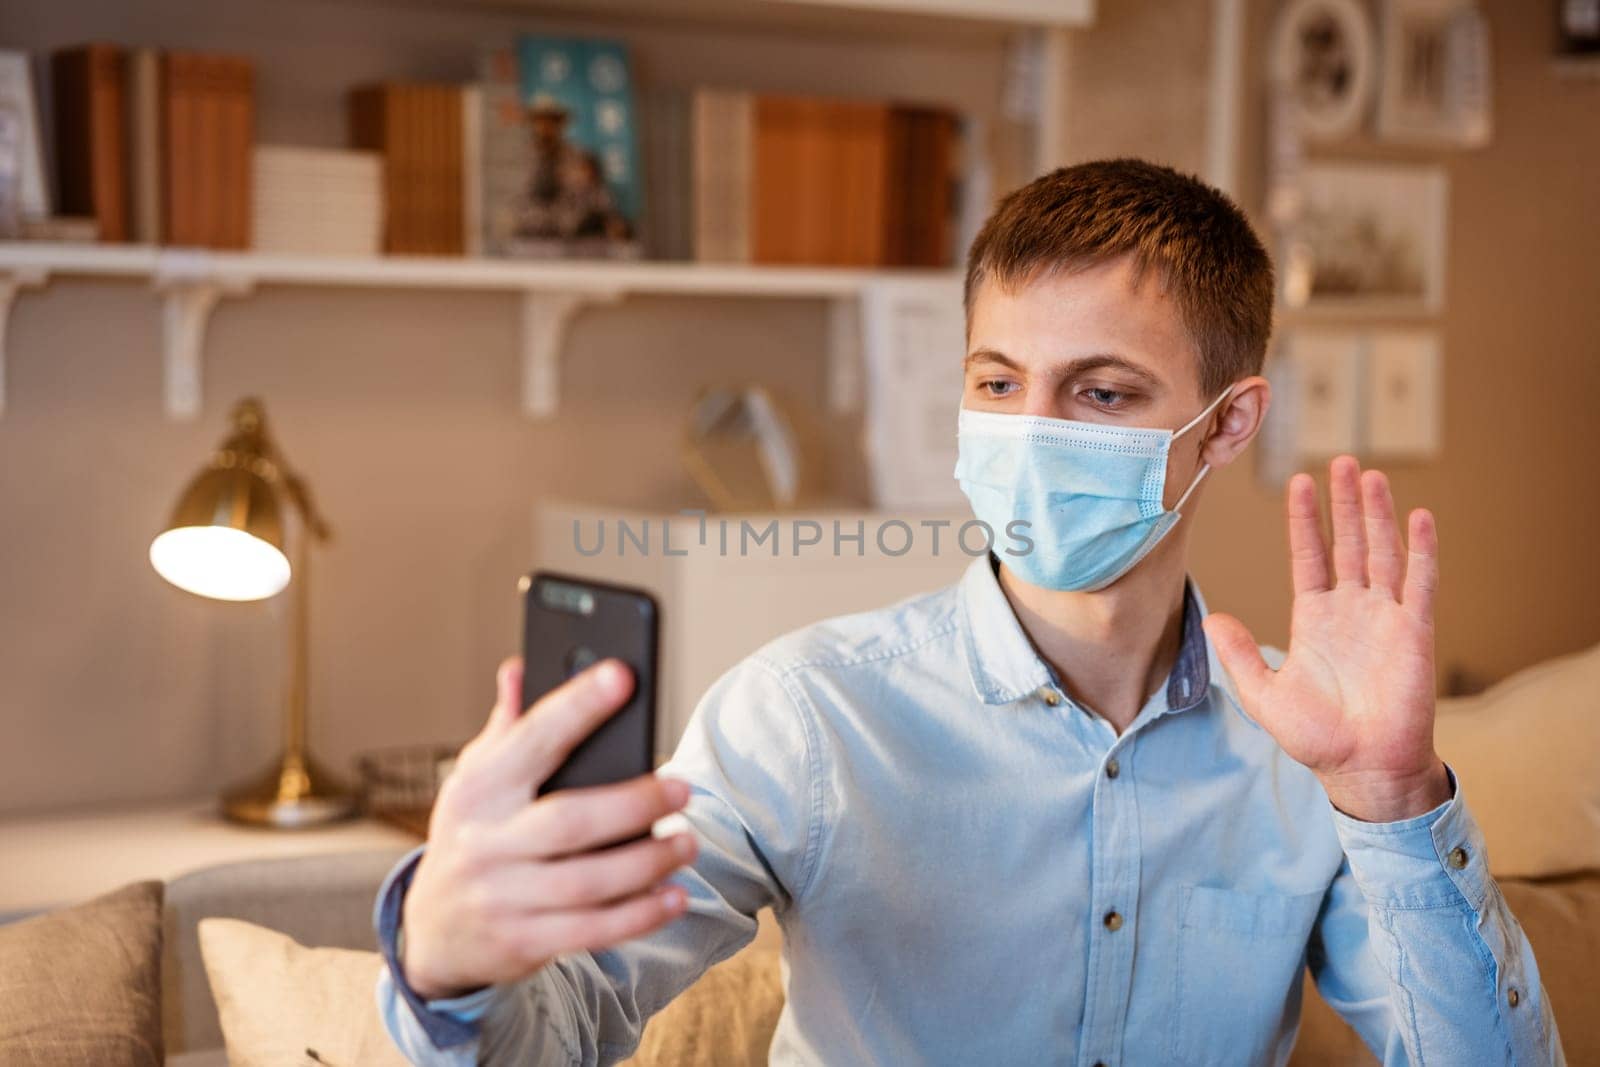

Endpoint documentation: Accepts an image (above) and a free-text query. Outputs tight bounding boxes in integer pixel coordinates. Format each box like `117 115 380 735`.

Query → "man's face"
962 254 1214 510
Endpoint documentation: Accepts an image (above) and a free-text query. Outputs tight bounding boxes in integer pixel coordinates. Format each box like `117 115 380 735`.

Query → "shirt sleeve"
374 654 826 1066
1309 767 1566 1065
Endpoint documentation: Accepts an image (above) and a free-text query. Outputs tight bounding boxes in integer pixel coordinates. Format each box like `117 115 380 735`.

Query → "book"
124 47 161 243
51 44 127 242
461 85 483 257
252 145 382 256
349 83 464 255
691 88 752 263
478 37 642 259
0 51 49 221
18 214 97 241
752 94 890 267
161 52 254 249
884 105 959 268
639 86 692 261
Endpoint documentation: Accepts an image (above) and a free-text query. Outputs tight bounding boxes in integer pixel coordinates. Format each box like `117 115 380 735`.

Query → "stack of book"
252 146 383 257
49 44 254 248
26 34 972 269
348 83 468 256
678 89 962 269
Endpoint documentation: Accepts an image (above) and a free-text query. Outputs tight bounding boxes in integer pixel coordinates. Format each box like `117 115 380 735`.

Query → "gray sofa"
161 848 410 1065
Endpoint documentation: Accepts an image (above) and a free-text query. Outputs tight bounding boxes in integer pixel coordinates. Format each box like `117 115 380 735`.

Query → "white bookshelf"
0 241 959 419
371 0 1094 35
0 0 1090 420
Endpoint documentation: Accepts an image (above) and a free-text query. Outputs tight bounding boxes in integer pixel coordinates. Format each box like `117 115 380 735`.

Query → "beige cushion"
198 917 409 1067
1433 641 1600 878
624 937 786 1067
1291 874 1600 1064
1501 876 1600 1063
0 880 164 1066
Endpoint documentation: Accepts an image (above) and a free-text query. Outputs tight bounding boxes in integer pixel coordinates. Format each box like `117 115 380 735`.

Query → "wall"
0 0 1010 813
2 0 1596 815
1058 0 1600 689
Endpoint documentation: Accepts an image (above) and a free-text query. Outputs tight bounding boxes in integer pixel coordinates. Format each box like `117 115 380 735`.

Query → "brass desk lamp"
150 397 356 828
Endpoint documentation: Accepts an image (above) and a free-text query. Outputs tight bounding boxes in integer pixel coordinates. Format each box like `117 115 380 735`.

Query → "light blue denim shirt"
374 555 1564 1065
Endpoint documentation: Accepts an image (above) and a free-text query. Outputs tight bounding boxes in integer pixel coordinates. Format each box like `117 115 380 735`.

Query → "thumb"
484 656 525 737
1202 613 1272 713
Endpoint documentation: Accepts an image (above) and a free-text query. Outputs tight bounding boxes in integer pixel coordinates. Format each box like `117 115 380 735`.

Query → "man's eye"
981 380 1019 398
1084 387 1128 407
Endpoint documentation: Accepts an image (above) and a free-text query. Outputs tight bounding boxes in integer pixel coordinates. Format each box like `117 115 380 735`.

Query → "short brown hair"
963 158 1274 396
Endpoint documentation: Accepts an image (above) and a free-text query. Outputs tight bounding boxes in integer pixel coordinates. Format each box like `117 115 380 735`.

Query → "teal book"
477 35 641 259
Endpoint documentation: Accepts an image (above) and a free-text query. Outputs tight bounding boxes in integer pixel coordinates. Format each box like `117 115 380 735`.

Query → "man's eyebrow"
962 348 1022 372
962 348 1161 386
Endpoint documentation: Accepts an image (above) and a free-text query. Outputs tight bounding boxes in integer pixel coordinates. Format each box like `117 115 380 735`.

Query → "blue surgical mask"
953 387 1234 592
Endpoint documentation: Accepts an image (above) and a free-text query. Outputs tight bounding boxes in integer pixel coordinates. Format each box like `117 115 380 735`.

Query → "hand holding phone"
396 576 694 1003
519 572 660 798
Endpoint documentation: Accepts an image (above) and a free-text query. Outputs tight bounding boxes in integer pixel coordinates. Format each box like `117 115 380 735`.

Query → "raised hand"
1202 455 1452 823
401 657 698 1001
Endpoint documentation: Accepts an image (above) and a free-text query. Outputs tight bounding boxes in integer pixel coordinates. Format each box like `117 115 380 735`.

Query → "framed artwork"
1269 0 1378 141
1375 0 1493 146
1257 327 1442 487
1280 162 1449 316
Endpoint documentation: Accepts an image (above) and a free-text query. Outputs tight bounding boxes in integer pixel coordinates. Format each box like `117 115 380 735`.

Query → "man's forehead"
964 264 1201 389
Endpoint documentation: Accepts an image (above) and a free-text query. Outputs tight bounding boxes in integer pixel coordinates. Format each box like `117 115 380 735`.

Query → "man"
375 160 1564 1065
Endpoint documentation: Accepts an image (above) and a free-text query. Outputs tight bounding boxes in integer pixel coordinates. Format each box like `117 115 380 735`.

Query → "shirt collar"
959 553 1218 715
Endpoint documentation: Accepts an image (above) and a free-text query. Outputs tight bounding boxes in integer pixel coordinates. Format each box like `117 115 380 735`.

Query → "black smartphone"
519 570 659 799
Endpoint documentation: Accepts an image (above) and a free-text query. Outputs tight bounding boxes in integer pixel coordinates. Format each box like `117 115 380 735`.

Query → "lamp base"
221 750 358 829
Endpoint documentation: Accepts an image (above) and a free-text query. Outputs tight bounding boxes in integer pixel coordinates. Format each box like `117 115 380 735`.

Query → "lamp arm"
278 467 333 542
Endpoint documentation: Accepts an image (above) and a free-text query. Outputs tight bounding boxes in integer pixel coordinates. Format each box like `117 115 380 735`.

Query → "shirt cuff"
1328 765 1491 911
373 845 499 1047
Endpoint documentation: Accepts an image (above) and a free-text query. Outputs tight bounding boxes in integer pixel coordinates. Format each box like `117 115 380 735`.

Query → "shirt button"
1103 910 1123 932
1105 758 1120 779
1448 846 1470 869
1507 987 1520 1007
1040 688 1061 707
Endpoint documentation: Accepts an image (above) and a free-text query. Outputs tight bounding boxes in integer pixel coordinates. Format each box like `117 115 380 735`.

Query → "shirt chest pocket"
1170 884 1327 1066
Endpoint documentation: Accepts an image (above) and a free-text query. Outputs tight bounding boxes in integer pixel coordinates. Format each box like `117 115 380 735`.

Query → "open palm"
1203 457 1451 823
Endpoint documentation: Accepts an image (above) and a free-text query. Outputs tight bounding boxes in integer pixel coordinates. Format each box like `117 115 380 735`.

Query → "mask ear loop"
1169 385 1236 514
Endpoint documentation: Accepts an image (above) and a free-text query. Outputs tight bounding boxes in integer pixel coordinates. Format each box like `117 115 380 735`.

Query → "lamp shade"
151 400 297 602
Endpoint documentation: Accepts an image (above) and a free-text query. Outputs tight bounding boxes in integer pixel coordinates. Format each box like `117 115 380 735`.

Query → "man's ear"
1200 375 1270 469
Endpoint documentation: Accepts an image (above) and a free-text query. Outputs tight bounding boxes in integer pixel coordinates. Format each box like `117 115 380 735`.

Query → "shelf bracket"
0 267 49 417
520 289 620 418
826 296 863 414
153 258 255 420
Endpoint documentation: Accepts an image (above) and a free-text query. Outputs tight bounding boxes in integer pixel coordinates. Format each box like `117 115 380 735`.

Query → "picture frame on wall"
1268 0 1378 141
1279 161 1449 316
1375 0 1493 146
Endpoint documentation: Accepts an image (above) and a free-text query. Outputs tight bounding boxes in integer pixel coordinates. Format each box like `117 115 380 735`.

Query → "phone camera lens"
564 646 599 678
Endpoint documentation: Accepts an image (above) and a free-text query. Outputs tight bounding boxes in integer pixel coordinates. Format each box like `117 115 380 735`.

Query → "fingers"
519 883 690 960
516 832 698 911
1201 613 1273 714
1361 470 1405 599
503 773 692 859
1402 508 1439 622
1327 455 1367 586
483 657 525 739
1286 473 1331 595
495 659 636 790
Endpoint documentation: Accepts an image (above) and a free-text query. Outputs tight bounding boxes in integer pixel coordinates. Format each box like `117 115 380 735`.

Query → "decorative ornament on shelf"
681 384 812 513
